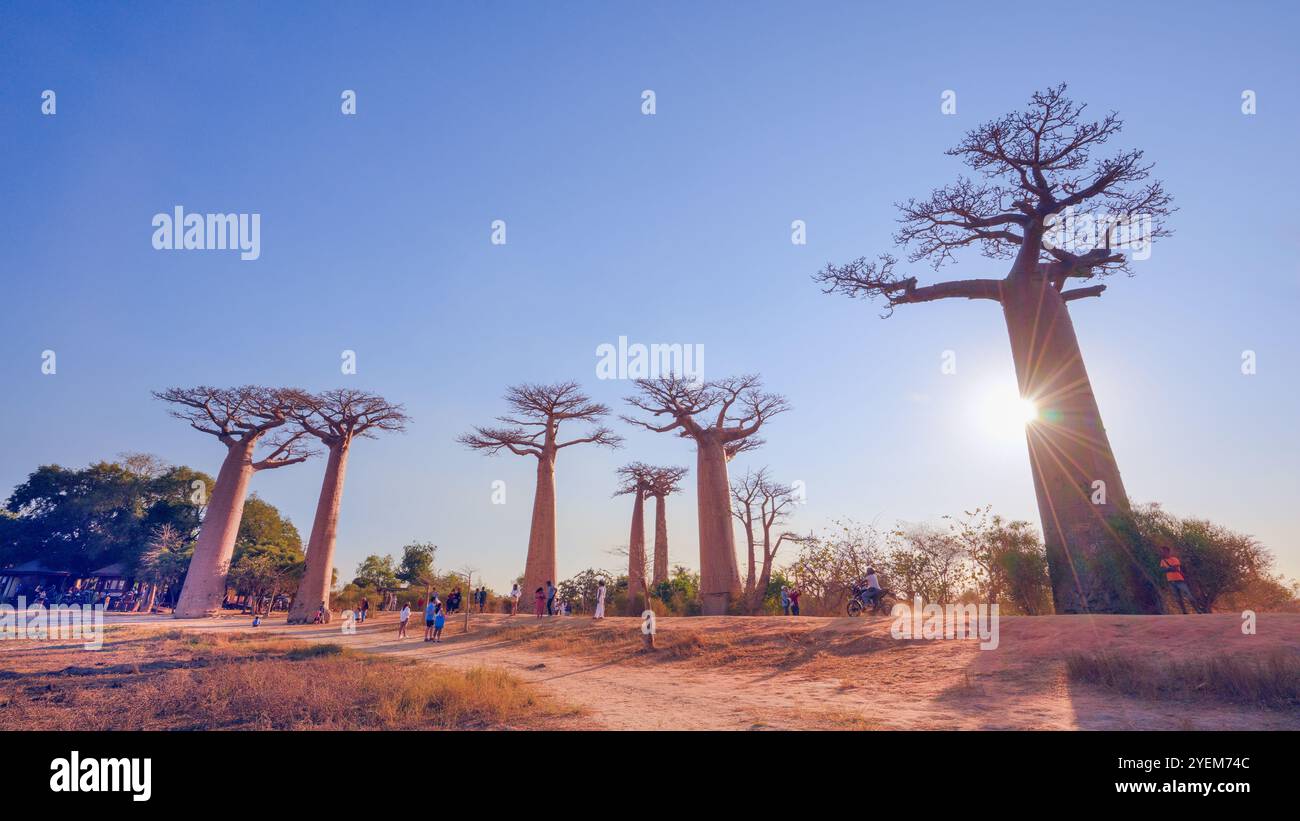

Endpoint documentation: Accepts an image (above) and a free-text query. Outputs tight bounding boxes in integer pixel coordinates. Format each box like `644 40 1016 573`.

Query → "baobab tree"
647 465 688 585
286 389 409 624
624 375 789 614
731 467 799 613
614 462 656 615
153 386 313 618
460 382 622 602
813 85 1173 614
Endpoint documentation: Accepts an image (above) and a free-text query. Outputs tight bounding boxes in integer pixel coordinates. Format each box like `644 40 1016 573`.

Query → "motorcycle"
846 585 895 617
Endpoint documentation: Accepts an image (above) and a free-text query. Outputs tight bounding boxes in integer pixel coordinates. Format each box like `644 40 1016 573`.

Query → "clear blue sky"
2 1 1297 589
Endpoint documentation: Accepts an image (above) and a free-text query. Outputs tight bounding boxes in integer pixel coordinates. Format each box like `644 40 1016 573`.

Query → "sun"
977 389 1040 440
1015 397 1039 425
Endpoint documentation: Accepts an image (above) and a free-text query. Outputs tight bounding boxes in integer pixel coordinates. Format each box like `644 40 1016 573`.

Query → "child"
398 603 411 638
424 597 438 641
433 603 446 643
534 586 545 618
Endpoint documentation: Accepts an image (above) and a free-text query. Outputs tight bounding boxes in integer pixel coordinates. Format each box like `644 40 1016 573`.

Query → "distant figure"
359 597 369 622
789 587 801 616
398 603 411 638
780 586 791 616
545 580 556 616
534 586 546 618
313 600 327 624
594 579 606 619
477 587 487 613
1160 546 1200 614
424 598 438 641
510 584 521 616
433 603 446 643
862 567 882 610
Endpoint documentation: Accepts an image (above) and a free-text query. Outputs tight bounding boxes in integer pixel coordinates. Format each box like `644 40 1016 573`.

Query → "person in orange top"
1159 545 1200 614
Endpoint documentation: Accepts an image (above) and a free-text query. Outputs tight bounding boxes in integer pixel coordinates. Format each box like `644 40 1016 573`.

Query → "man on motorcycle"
861 568 882 609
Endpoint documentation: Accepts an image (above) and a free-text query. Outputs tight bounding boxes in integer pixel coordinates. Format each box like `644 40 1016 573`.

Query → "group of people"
501 579 607 619
778 585 802 616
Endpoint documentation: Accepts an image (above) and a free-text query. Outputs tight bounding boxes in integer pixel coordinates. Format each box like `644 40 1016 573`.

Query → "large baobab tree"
286 389 409 623
813 85 1173 614
614 462 656 615
154 386 313 618
460 382 622 602
647 465 688 586
731 467 799 613
624 375 789 614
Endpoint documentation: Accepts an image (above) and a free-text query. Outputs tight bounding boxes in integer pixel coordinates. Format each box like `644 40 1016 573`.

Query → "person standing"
359 597 369 623
510 583 521 616
1159 546 1201 614
433 602 446 643
534 586 546 618
398 603 411 638
424 597 438 641
545 580 556 616
779 586 791 616
789 587 801 616
593 579 607 619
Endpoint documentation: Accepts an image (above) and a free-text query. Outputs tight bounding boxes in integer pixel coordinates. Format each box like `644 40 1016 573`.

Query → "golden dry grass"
0 629 581 730
1065 648 1300 708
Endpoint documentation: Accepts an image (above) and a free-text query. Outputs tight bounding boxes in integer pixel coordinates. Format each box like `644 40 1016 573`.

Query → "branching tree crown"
459 381 623 458
622 374 789 446
813 84 1174 315
152 385 315 469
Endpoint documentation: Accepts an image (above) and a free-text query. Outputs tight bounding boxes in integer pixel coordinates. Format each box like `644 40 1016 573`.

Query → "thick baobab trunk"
173 439 256 618
288 442 351 623
627 492 648 615
1002 278 1160 614
522 450 558 607
652 493 669 586
696 437 741 615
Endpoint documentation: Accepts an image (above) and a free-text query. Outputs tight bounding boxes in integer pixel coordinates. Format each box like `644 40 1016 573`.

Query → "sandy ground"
68 609 1299 731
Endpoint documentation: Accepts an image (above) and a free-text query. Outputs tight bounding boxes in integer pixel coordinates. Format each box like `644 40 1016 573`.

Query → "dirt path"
99 611 1300 730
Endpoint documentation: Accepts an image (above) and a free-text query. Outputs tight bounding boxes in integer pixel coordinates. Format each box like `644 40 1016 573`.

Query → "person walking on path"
510 584 521 616
398 603 411 638
1160 546 1202 614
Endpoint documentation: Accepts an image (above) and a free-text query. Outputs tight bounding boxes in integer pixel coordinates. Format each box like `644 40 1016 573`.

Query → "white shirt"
866 573 880 590
400 606 411 621
511 586 520 599
596 586 606 604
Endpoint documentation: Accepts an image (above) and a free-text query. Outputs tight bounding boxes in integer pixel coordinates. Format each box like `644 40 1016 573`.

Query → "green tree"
397 542 437 586
3 459 213 573
234 494 303 564
352 554 399 590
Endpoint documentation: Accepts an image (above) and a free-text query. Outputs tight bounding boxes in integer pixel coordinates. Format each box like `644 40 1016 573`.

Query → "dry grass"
0 629 580 730
1065 649 1300 709
474 618 896 676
